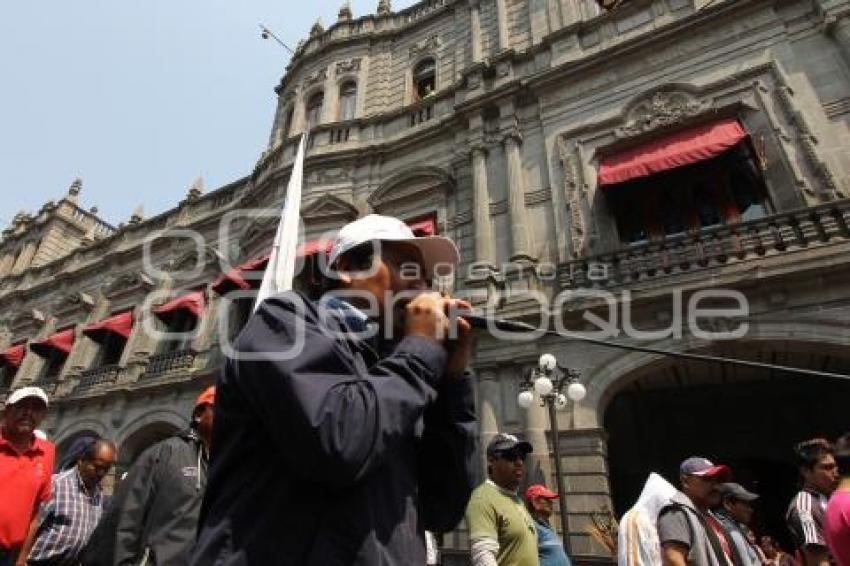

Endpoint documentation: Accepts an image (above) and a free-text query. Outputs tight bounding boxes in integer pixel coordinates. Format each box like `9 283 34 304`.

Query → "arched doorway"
603 342 850 551
117 421 181 481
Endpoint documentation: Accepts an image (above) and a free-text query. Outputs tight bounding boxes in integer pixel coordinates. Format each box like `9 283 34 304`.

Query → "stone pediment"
240 215 279 251
302 195 358 224
368 167 452 211
103 272 154 299
616 88 710 139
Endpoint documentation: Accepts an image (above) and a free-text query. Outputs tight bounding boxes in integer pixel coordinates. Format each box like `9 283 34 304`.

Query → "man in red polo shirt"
0 387 54 566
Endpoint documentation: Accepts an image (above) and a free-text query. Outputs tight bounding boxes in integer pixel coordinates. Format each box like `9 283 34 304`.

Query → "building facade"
2 0 850 562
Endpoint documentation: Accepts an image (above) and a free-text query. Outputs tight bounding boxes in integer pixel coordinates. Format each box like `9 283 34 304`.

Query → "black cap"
719 483 759 502
486 433 533 457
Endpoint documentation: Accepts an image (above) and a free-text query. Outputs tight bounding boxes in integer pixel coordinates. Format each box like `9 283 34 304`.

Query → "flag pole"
255 133 308 312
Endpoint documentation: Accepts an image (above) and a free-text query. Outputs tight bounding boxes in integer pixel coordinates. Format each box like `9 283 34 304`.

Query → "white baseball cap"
328 214 459 277
6 386 49 408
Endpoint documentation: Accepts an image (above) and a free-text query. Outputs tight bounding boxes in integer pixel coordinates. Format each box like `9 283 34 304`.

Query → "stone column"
504 133 533 260
469 0 483 64
471 147 497 268
477 369 501 475
495 0 510 51
558 428 615 558
11 241 37 275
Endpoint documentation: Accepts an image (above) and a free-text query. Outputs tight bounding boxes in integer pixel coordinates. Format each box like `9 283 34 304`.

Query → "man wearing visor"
193 215 478 565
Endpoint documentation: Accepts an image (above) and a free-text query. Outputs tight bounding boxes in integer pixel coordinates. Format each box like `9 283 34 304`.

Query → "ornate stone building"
2 0 850 562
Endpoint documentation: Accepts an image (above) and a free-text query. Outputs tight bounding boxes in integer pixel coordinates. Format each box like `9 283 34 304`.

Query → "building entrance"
604 344 850 550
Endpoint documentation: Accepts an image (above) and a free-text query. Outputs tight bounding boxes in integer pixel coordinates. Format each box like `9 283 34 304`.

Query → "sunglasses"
496 451 526 462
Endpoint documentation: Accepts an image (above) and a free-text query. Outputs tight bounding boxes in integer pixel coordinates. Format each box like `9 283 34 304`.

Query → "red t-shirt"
826 490 850 566
0 433 55 550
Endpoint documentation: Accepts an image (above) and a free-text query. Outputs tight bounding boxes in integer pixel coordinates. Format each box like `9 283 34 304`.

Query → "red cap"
195 386 215 409
524 484 559 503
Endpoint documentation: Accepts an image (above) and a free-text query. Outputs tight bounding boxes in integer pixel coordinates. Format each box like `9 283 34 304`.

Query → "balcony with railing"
144 349 197 379
559 199 850 290
74 364 121 392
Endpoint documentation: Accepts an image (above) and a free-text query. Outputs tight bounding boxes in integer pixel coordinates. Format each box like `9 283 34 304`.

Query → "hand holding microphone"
404 292 473 379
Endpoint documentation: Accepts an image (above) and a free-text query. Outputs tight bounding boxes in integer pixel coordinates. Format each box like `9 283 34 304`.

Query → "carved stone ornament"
615 90 709 138
304 67 328 89
8 309 46 335
557 136 587 259
335 58 362 76
52 291 96 316
301 194 359 223
410 35 442 58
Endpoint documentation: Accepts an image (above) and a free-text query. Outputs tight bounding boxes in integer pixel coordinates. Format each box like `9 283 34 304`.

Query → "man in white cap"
193 215 478 566
0 387 54 566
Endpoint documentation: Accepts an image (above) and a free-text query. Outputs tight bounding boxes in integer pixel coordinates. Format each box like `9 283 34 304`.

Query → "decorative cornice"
303 67 328 90
103 272 154 300
489 200 508 216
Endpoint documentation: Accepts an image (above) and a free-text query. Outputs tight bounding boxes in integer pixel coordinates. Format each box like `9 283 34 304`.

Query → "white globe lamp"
538 353 557 372
533 376 554 396
517 390 535 409
554 393 569 411
567 381 587 402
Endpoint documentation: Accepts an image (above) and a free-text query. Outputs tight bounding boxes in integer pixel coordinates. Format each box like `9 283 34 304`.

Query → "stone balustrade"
559 199 850 290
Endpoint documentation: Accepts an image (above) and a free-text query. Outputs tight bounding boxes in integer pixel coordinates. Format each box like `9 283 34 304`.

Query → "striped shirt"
786 487 829 550
27 468 104 565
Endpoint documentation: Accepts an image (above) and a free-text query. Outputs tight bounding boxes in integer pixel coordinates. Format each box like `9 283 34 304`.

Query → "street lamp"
516 353 587 555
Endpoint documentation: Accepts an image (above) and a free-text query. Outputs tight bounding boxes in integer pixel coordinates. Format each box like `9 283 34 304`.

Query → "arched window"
413 59 436 102
306 92 324 129
339 82 357 121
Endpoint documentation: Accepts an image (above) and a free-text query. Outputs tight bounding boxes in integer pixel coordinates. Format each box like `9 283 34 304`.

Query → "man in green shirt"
466 433 539 566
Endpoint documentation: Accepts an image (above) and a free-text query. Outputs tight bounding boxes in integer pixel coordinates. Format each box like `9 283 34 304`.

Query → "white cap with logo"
5 386 49 408
328 214 460 277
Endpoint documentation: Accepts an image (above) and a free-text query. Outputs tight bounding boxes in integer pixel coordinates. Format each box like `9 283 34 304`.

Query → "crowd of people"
619 436 850 566
1 214 849 566
0 384 215 566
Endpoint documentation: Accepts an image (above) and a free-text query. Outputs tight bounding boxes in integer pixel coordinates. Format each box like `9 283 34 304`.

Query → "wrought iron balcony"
28 377 59 395
75 365 121 391
559 199 850 290
144 349 196 378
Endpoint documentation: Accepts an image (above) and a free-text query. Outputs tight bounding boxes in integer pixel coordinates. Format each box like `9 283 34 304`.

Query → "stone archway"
115 410 188 480
600 339 850 551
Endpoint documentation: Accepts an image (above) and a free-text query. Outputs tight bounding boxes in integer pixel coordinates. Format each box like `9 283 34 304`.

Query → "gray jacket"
657 492 743 566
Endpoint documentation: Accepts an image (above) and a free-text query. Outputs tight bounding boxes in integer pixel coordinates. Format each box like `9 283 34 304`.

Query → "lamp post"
517 353 587 555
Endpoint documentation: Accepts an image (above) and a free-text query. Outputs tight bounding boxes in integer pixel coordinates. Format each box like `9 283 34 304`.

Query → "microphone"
458 313 537 333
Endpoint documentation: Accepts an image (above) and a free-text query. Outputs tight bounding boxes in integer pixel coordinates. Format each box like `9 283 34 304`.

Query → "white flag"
254 134 307 312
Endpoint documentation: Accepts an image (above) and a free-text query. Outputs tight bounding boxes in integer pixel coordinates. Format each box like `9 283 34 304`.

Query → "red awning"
297 239 333 257
153 290 206 321
598 119 748 186
83 311 134 341
212 241 333 295
1 344 26 368
211 255 269 295
408 218 437 236
30 329 75 357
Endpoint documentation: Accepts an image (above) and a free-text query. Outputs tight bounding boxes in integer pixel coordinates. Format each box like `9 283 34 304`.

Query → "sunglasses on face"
497 451 526 462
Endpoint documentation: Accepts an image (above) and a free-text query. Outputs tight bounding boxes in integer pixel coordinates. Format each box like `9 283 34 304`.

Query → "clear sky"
0 1 416 230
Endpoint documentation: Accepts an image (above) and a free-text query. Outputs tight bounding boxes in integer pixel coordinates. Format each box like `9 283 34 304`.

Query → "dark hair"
82 438 116 461
59 436 98 471
794 438 834 471
835 434 850 477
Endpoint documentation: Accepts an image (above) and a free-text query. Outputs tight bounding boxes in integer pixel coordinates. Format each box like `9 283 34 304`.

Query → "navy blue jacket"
191 291 478 565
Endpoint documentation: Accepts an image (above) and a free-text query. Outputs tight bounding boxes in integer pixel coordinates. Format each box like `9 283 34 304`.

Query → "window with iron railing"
413 58 436 102
37 349 67 382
